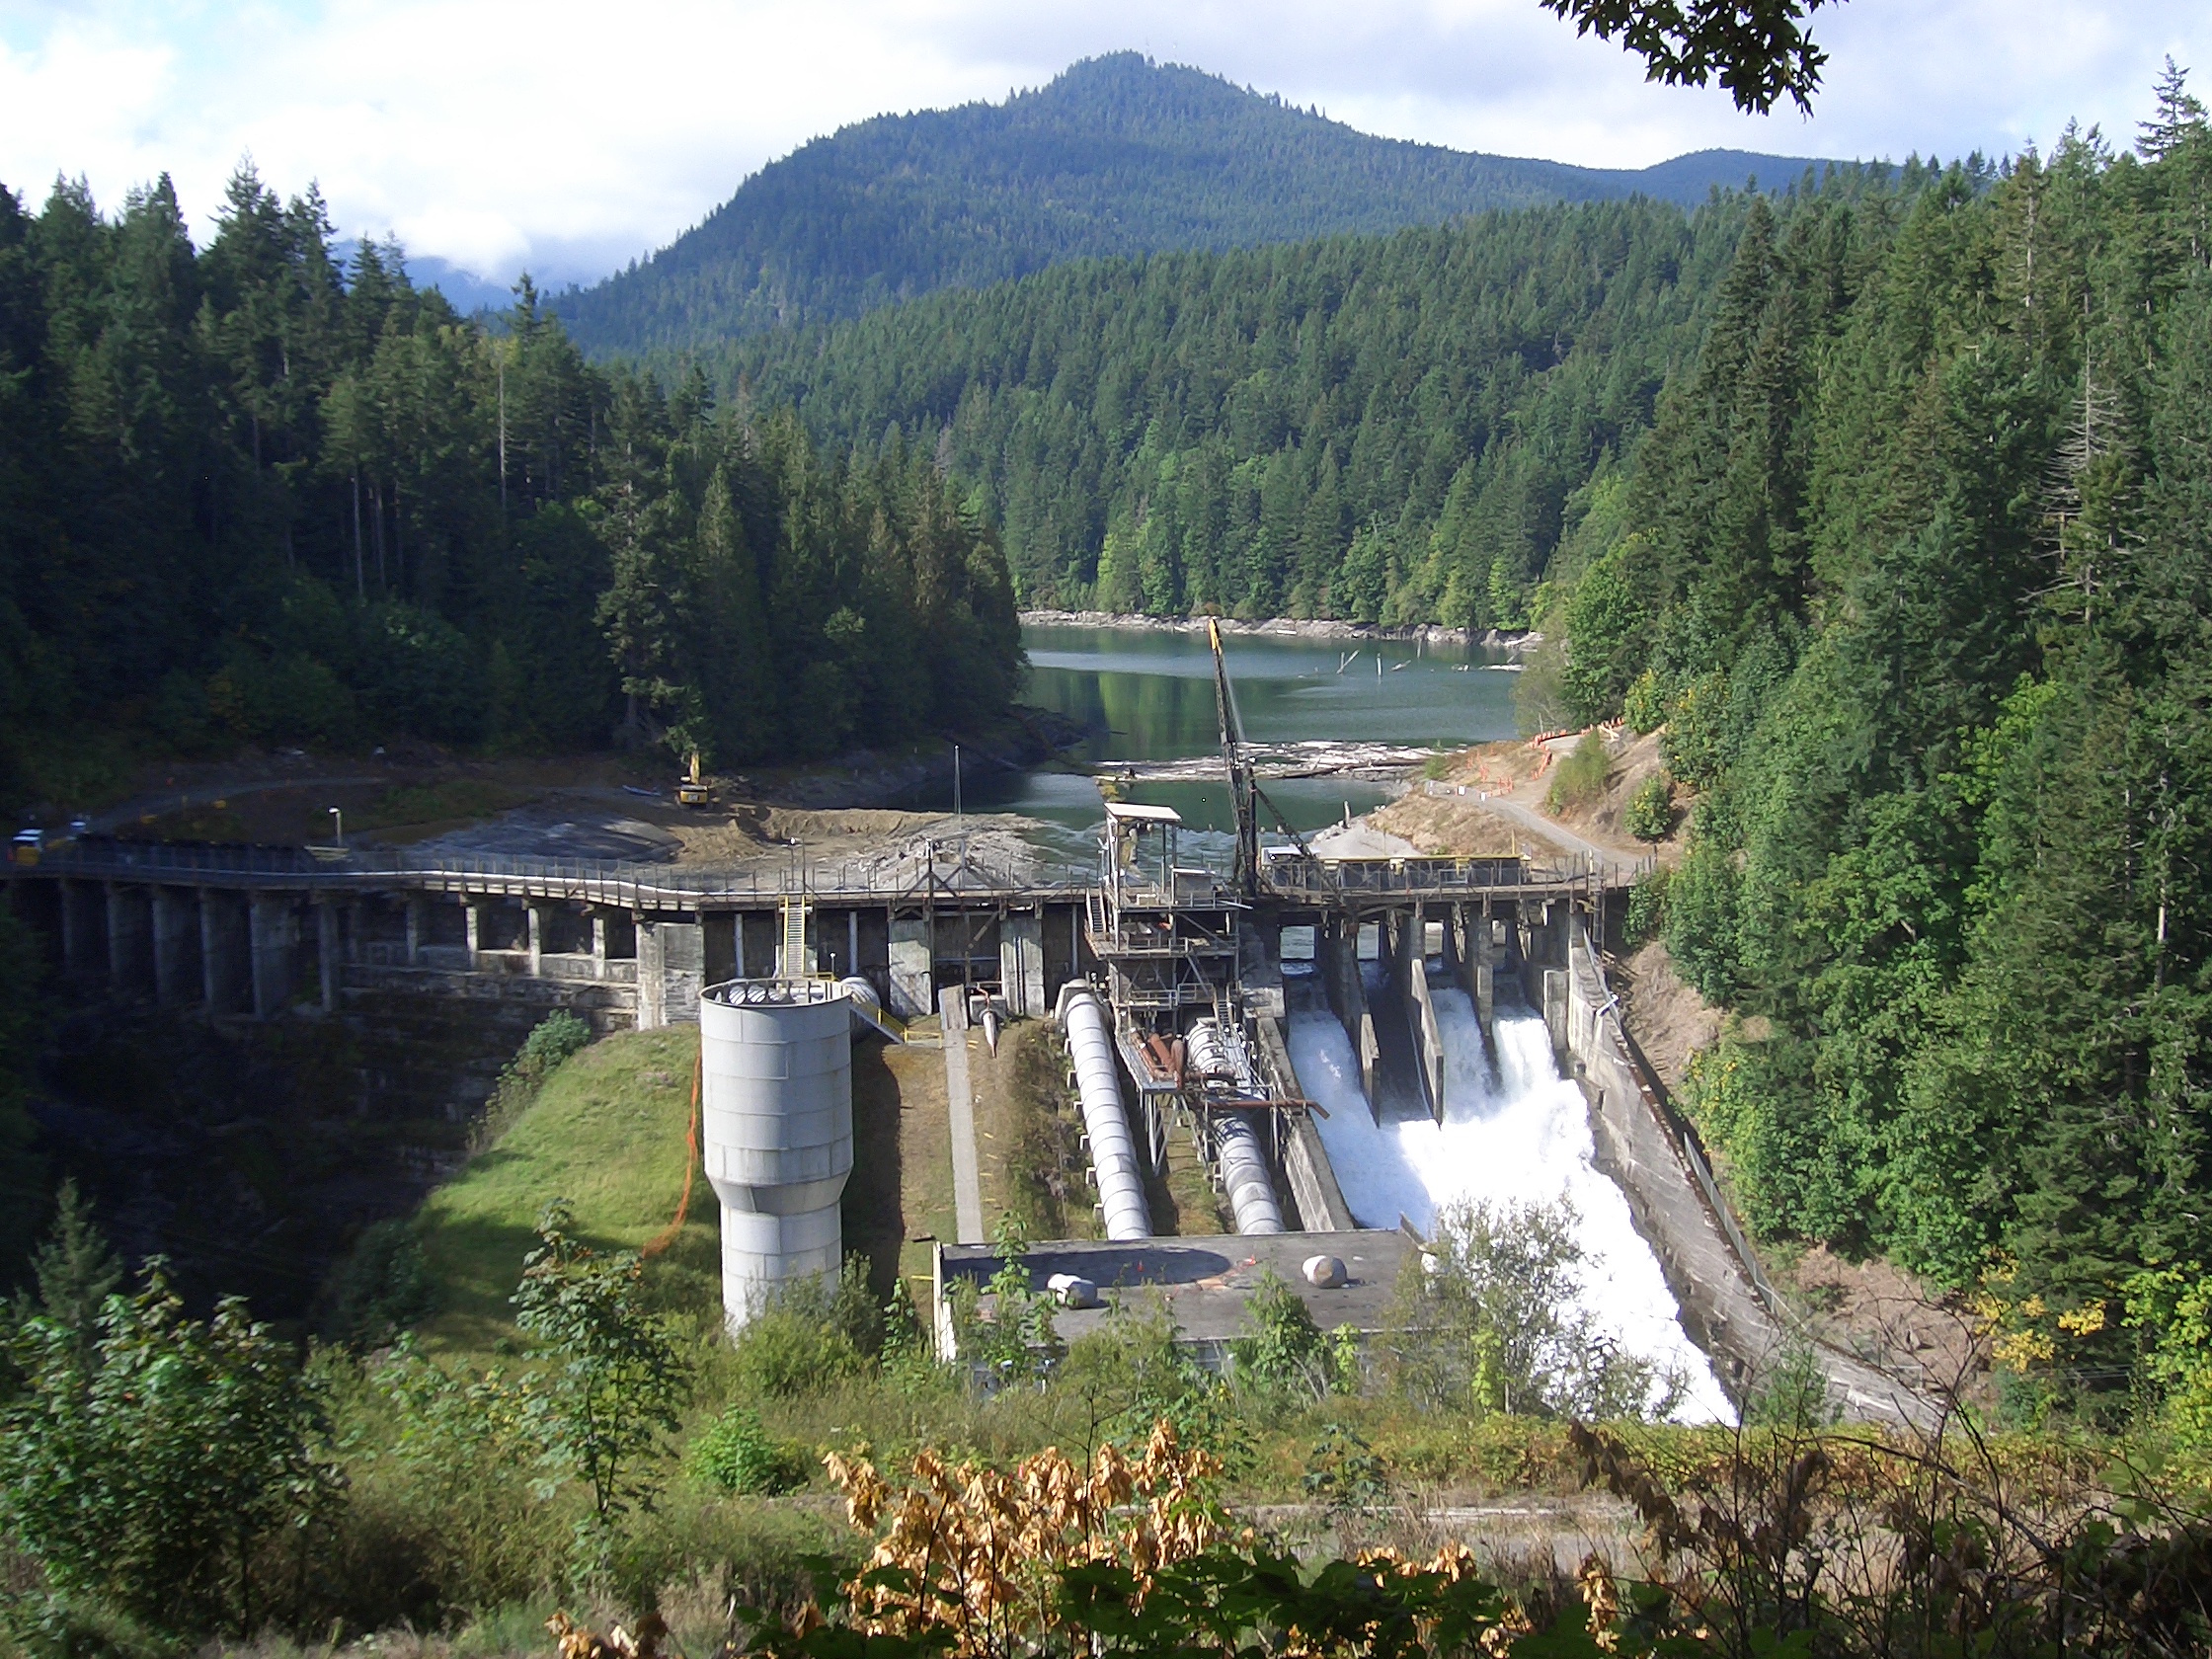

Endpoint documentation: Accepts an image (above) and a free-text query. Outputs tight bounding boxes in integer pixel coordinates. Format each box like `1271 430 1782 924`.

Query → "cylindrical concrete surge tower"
700 979 855 1332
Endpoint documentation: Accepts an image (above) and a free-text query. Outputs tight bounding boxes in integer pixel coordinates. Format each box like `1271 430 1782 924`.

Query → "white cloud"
2 0 2207 288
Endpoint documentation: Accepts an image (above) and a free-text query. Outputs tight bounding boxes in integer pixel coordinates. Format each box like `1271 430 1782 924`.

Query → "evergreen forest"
0 168 1022 804
712 169 1954 624
1559 98 2212 1355
555 52 1825 356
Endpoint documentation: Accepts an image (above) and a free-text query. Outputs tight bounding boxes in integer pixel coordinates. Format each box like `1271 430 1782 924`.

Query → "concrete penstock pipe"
700 978 855 1332
1056 984 1152 1241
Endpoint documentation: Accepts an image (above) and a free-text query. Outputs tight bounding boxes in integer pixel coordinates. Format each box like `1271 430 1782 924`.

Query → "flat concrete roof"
938 1228 1413 1345
1103 802 1183 823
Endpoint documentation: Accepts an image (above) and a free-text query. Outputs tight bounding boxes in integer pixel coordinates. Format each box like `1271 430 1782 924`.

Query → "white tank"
700 979 855 1332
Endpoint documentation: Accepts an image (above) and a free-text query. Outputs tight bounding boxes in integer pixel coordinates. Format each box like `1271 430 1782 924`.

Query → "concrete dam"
4 821 1927 1426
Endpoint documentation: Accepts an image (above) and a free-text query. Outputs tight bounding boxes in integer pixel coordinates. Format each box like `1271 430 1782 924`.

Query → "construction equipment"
1207 618 1260 896
675 751 714 809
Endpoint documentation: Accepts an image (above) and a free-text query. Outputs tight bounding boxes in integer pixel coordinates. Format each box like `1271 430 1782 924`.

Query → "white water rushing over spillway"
1290 988 1735 1423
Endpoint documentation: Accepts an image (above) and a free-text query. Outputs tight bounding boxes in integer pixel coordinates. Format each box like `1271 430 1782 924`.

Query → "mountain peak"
555 56 1844 358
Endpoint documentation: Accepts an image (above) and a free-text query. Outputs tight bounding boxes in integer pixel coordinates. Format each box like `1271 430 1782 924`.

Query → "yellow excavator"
674 751 714 809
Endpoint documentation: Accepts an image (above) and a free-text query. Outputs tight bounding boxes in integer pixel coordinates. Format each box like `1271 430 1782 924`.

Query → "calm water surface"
916 624 1523 853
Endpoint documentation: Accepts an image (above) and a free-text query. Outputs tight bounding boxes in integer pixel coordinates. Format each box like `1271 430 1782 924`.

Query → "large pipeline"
1058 985 1152 1240
1186 1017 1287 1234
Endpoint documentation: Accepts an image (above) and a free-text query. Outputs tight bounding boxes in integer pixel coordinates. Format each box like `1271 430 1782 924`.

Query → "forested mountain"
709 93 2212 1362
710 172 1951 623
0 169 1020 806
1555 105 2212 1357
554 52 1833 356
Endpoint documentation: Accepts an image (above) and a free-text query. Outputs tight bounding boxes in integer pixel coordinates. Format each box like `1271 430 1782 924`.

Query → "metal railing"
16 836 1652 909
1258 849 1648 899
11 836 1080 908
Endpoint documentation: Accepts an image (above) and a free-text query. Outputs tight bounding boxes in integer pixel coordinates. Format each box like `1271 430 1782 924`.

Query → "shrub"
321 1217 435 1345
1058 1299 1247 1461
513 1201 690 1535
1544 731 1610 813
1622 668 1666 735
513 1010 593 1083
731 1307 865 1399
1231 1270 1355 1404
729 1268 876 1399
476 1010 594 1149
952 1218 1064 1388
367 1339 571 1611
689 1407 810 1496
1625 866 1672 946
0 1265 343 1636
1385 1197 1684 1421
1624 773 1675 842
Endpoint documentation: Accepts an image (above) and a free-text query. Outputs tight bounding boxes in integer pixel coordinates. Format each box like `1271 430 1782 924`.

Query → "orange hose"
643 1042 702 1259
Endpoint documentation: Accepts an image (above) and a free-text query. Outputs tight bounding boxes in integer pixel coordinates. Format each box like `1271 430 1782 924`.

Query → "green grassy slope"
415 1028 712 1349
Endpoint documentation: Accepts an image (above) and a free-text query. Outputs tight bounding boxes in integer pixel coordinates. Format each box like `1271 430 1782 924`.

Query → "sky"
1 0 2207 292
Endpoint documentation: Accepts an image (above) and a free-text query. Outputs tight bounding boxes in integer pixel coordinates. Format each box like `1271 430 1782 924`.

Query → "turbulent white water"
1290 988 1734 1422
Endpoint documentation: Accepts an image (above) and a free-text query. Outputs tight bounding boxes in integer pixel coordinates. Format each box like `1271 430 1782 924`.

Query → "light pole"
328 807 344 846
953 744 966 886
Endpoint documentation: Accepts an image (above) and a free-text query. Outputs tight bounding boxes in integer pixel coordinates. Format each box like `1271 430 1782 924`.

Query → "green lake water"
917 623 1524 861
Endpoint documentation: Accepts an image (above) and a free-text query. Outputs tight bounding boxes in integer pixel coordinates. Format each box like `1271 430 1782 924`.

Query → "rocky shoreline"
1021 608 1540 653
737 704 1085 811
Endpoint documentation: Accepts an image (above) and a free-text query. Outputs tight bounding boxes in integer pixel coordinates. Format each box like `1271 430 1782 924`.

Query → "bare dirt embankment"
1022 608 1537 652
86 702 1083 880
1362 725 1673 865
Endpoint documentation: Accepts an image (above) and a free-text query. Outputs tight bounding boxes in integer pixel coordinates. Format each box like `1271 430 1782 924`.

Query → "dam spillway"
1288 981 1732 1422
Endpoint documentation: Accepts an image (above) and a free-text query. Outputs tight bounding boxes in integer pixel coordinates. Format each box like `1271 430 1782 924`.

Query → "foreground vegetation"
5 1023 2212 1656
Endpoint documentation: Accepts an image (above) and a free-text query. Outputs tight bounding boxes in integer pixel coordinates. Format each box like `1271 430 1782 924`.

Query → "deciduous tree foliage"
0 166 1021 803
0 1264 342 1636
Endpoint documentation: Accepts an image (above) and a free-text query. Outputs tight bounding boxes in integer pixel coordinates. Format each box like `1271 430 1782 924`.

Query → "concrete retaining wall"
1255 1013 1355 1231
1322 920 1381 1116
1559 923 1937 1431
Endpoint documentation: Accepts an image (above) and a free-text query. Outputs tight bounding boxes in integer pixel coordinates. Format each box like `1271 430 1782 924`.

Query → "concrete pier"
200 889 246 1014
888 915 931 1017
997 907 1045 1016
106 883 151 998
250 895 294 1017
153 886 198 1007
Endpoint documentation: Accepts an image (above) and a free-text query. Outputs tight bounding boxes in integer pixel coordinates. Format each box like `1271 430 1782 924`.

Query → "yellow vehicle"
675 752 714 809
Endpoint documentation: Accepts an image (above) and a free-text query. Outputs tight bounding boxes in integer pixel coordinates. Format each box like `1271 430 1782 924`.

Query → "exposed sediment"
1023 608 1538 653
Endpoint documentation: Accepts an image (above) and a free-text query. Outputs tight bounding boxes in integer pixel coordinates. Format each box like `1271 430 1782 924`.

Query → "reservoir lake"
916 622 1525 855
